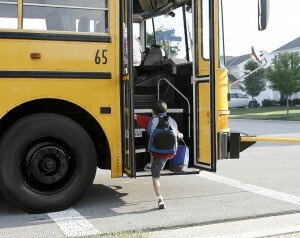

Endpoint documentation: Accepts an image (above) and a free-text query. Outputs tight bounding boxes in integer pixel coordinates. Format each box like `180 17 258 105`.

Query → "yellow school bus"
0 0 270 212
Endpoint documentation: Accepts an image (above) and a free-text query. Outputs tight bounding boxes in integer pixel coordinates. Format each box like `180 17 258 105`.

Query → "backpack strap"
147 115 157 134
157 115 170 129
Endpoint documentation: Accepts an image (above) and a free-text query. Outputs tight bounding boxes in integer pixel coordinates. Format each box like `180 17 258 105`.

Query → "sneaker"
156 196 165 209
144 163 151 171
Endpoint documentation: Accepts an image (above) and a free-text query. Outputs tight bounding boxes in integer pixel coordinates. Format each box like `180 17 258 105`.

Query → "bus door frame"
121 0 136 177
192 0 217 172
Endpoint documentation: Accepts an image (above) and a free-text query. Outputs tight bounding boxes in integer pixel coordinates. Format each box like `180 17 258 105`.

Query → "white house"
226 37 300 104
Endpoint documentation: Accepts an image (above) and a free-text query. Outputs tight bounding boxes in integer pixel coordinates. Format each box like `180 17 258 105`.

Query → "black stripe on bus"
0 32 111 43
0 71 111 79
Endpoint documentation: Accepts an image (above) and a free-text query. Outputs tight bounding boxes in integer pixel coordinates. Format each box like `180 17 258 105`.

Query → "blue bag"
169 141 189 173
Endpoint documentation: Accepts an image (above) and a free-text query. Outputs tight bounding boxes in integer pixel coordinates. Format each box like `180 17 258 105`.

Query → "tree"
243 60 266 106
266 52 300 118
146 26 180 58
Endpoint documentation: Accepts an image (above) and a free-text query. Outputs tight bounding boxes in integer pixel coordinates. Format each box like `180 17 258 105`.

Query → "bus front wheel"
0 113 97 212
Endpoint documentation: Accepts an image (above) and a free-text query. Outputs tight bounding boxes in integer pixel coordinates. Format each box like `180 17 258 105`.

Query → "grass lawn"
229 106 300 121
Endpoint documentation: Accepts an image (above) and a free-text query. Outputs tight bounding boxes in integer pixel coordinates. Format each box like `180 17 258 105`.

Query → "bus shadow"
0 193 53 230
0 183 151 230
74 183 159 219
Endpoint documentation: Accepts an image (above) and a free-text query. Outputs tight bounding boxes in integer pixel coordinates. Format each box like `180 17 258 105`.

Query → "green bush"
262 99 278 107
279 98 293 106
292 98 300 105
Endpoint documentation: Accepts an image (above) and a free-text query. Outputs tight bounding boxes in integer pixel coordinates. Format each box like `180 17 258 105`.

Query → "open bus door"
193 0 218 172
122 0 136 177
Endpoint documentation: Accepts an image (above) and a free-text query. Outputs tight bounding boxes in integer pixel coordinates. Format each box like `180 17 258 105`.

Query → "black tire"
249 101 254 108
0 113 97 213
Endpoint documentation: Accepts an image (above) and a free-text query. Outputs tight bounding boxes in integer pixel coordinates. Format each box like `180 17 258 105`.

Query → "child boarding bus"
0 0 271 212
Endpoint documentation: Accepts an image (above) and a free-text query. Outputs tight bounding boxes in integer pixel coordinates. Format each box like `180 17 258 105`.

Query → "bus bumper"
218 132 256 159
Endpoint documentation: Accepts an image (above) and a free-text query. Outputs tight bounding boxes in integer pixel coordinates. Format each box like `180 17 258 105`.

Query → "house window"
23 0 109 33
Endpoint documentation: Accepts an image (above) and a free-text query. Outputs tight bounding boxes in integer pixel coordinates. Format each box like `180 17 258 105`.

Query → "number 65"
95 49 108 65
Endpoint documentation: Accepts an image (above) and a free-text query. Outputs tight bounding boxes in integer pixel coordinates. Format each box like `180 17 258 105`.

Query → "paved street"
0 119 299 237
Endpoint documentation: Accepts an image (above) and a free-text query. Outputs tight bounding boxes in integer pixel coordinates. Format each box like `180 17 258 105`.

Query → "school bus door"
122 0 136 177
193 0 218 172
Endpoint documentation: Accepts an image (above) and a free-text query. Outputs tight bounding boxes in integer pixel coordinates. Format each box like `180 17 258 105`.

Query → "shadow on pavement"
74 183 159 219
0 183 144 229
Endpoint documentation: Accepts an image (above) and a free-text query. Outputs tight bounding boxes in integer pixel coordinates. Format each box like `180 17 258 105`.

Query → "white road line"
48 208 101 238
198 171 300 206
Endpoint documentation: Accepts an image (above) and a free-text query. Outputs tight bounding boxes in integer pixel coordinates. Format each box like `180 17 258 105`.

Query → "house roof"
228 74 245 90
273 37 300 52
228 74 238 83
225 37 300 68
226 54 250 67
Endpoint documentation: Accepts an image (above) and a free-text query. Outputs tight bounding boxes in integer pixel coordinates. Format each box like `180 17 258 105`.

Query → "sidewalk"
148 213 300 238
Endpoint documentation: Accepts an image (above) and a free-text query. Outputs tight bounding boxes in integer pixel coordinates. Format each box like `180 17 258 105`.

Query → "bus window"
202 0 209 60
133 23 140 38
146 19 155 47
154 8 187 59
0 0 18 29
185 5 193 62
219 0 226 67
23 0 109 33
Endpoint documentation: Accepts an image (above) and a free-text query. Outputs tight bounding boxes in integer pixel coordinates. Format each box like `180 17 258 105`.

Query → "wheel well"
0 99 111 169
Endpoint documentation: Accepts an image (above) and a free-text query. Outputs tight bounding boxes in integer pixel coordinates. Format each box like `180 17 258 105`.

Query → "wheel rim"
19 136 77 194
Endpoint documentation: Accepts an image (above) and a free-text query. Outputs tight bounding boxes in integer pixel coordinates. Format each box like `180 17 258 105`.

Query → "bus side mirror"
251 46 262 63
251 46 272 68
258 0 270 31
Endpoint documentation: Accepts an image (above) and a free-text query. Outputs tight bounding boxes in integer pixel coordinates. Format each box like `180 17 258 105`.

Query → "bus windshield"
146 7 189 60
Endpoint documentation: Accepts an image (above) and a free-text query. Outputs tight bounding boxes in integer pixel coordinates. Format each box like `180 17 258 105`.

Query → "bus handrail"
157 78 191 138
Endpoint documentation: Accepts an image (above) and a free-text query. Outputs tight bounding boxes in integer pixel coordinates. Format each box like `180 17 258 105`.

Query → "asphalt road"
0 119 299 237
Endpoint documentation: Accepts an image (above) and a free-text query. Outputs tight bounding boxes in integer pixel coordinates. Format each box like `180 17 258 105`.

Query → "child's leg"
151 158 168 209
152 178 161 197
151 158 167 196
150 154 153 165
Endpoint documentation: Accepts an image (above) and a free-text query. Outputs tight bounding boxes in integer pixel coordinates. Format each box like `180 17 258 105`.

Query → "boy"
135 100 183 209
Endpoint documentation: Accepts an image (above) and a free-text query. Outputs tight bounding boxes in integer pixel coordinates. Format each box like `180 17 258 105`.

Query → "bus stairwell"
133 65 199 177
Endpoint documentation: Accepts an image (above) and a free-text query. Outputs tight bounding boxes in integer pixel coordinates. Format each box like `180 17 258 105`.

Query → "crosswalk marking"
48 208 101 238
198 171 300 206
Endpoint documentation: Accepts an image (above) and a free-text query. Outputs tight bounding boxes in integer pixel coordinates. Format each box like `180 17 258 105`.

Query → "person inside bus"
123 26 142 77
132 100 183 209
78 17 90 32
95 12 109 33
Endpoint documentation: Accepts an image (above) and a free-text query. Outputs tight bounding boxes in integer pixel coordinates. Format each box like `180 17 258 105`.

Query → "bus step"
134 108 184 114
135 148 146 153
135 167 199 177
135 128 145 138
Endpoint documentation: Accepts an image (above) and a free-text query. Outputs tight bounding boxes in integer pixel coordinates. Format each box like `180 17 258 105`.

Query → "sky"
223 0 300 56
151 0 300 59
1 0 298 58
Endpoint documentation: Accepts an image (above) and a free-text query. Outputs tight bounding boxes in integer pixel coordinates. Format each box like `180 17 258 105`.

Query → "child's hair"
151 100 167 115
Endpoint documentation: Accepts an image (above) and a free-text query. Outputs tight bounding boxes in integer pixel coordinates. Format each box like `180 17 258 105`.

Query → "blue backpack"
148 115 178 155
